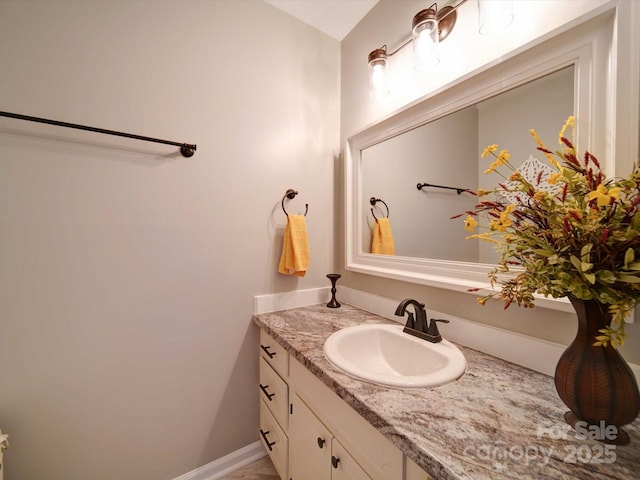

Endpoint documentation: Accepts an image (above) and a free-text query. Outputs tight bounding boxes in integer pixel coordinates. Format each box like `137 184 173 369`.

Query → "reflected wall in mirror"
362 67 573 262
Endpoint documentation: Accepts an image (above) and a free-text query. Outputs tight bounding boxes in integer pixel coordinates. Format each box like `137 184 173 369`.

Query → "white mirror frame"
345 4 639 313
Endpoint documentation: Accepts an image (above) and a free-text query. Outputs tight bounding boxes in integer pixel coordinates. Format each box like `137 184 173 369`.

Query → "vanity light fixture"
367 1 463 98
368 46 390 99
412 8 440 70
367 0 514 99
412 4 459 70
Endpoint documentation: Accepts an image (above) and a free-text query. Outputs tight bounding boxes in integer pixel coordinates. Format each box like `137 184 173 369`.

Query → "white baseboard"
172 441 266 480
338 286 640 383
253 287 330 314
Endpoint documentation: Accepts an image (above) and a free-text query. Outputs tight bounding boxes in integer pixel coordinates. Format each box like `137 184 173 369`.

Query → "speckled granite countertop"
253 303 640 480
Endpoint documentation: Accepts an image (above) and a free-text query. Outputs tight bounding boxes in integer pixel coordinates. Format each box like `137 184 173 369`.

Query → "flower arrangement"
459 117 640 348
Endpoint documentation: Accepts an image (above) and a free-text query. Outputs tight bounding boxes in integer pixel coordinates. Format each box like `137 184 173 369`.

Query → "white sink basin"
324 324 466 388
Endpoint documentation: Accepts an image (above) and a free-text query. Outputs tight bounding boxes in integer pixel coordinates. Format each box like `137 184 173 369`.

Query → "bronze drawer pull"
259 384 275 401
259 429 276 451
260 344 276 359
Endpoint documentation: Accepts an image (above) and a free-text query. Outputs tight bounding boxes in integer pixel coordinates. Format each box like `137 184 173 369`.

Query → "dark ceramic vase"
554 295 640 445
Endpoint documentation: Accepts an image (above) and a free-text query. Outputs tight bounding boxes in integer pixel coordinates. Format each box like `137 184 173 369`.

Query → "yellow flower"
547 172 562 185
558 116 575 144
490 211 512 232
529 129 546 149
548 155 561 169
587 184 622 206
497 149 510 164
530 128 561 168
464 215 478 232
489 221 506 232
533 190 547 202
481 144 498 158
485 151 510 174
466 233 505 244
609 187 622 200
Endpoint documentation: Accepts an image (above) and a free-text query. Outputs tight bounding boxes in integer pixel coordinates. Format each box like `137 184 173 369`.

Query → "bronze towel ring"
282 189 309 216
370 197 390 221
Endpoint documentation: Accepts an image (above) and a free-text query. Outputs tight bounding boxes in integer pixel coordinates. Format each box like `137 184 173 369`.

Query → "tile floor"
219 455 279 479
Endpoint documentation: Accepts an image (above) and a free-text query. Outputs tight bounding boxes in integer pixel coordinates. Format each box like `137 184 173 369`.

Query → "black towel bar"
417 182 469 195
0 110 197 157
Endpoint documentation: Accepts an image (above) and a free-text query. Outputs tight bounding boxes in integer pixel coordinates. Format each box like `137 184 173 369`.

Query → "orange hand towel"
278 214 310 276
371 217 395 255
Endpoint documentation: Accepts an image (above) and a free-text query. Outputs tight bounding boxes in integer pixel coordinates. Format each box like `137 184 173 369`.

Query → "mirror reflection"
361 66 574 262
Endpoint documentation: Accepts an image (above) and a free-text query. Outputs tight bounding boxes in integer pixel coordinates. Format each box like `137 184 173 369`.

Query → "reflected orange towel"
371 217 395 255
278 215 310 276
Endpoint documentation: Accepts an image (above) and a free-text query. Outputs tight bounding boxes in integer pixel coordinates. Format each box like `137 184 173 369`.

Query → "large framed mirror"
345 6 639 313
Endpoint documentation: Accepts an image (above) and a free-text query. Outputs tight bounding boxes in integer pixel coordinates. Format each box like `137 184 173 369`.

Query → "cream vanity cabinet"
258 330 290 479
259 329 433 480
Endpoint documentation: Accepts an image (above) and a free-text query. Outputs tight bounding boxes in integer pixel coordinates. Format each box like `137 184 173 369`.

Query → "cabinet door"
331 438 372 480
289 395 331 480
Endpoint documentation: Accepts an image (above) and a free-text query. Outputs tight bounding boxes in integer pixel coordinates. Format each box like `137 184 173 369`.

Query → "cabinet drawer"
260 330 289 377
260 400 288 480
259 357 289 429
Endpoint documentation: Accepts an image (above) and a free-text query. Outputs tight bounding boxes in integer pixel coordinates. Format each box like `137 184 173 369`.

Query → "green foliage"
460 117 640 347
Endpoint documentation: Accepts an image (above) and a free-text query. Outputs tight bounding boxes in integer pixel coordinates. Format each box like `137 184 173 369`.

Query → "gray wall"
0 1 339 478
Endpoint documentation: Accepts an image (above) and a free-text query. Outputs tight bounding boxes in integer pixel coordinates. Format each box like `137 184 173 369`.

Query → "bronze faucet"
394 298 449 343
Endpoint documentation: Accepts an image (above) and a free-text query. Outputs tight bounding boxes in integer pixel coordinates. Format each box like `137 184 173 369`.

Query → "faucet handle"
426 318 449 341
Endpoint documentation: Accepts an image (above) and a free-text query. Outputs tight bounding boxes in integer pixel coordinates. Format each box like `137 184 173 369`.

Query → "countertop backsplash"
253 287 640 382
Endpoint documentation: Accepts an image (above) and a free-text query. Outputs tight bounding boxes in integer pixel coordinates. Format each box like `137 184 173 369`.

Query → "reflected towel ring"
370 197 390 221
282 189 309 216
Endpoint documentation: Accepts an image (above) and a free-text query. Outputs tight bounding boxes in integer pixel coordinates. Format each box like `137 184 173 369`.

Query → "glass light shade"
478 0 514 35
368 48 389 99
412 9 440 71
